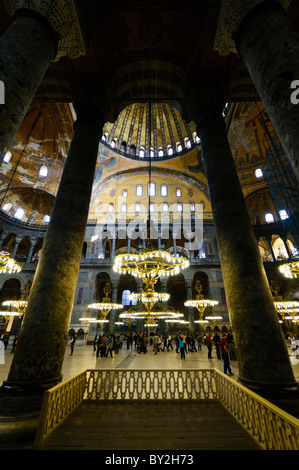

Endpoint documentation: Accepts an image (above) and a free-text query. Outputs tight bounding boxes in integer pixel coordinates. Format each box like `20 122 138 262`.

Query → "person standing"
106 335 114 358
70 336 75 355
220 333 234 376
178 334 185 360
206 334 213 358
213 331 221 359
100 334 108 357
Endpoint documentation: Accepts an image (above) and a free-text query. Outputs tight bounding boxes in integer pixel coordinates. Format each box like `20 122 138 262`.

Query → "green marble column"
234 1 299 181
1 105 103 395
197 106 297 394
0 9 58 156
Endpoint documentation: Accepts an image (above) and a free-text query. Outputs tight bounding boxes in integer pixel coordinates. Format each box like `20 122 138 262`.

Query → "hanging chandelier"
0 250 22 274
278 260 299 279
185 280 218 324
113 248 189 290
270 281 299 322
87 282 123 319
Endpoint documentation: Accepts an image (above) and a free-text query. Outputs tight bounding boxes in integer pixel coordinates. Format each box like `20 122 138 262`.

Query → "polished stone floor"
1 337 298 385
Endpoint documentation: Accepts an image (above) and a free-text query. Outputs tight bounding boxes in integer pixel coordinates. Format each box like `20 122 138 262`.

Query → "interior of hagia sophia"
1 93 298 340
0 0 299 450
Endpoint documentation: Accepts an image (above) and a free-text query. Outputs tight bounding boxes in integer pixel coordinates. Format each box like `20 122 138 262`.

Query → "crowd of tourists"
89 331 236 373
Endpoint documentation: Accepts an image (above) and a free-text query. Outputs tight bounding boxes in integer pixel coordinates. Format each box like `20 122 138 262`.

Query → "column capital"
213 0 290 56
3 0 86 61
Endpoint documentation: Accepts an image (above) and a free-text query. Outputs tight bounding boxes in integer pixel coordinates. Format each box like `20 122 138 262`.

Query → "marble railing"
34 368 299 450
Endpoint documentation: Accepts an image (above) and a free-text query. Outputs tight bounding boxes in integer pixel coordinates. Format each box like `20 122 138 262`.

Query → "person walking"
167 334 173 351
220 333 234 375
93 335 98 351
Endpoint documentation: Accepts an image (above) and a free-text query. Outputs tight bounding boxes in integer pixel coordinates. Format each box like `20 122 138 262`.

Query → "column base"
0 375 62 396
238 375 299 397
0 394 43 449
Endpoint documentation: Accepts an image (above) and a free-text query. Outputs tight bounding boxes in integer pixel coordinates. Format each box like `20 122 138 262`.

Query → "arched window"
150 202 155 212
2 203 12 212
108 203 114 213
122 289 137 306
176 188 182 197
184 138 191 149
14 208 24 220
121 203 127 213
177 202 183 212
122 290 131 306
149 147 155 158
120 141 127 153
190 202 195 212
279 209 289 220
135 202 141 213
161 184 168 197
158 148 164 158
42 215 50 223
148 181 156 196
193 132 200 144
176 142 183 152
265 212 275 223
136 184 143 196
139 147 145 158
167 146 173 156
3 151 11 163
39 165 48 177
255 168 263 178
162 202 169 212
122 189 128 198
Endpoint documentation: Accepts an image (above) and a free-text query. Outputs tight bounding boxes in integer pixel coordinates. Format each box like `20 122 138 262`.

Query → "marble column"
0 9 58 156
185 279 195 333
109 280 119 334
233 1 299 181
1 105 103 395
197 106 297 394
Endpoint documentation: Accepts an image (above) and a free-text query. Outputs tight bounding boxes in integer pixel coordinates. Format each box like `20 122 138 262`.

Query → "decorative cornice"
3 0 86 61
214 0 291 56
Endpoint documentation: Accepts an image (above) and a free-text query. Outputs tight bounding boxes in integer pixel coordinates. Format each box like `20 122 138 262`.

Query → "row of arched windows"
121 183 183 198
102 132 201 158
106 201 195 214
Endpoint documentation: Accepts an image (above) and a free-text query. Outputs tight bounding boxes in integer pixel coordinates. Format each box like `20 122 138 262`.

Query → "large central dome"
101 102 200 160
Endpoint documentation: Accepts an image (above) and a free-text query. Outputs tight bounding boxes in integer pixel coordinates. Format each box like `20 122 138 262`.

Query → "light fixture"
113 250 189 290
279 260 299 279
87 282 123 319
185 280 218 323
270 281 299 322
0 250 22 274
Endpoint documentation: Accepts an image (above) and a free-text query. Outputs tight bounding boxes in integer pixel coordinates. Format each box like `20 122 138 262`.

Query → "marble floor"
1 339 298 386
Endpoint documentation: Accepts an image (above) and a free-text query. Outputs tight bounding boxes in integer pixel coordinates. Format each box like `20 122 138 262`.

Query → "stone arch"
117 273 137 305
16 236 31 262
0 278 21 304
1 233 16 254
167 273 187 314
